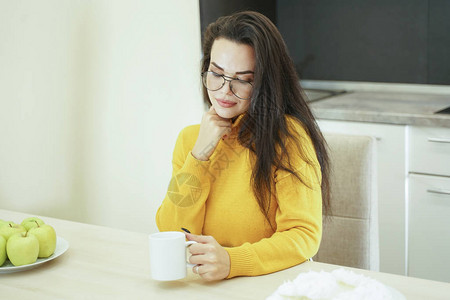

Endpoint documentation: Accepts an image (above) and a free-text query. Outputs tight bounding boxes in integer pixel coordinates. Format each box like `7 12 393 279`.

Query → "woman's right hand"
192 106 231 161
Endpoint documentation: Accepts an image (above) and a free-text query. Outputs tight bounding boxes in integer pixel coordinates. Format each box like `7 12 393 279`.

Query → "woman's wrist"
193 154 209 161
192 142 214 161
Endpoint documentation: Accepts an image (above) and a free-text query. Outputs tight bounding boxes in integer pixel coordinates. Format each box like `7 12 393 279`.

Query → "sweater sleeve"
225 162 322 278
155 126 212 235
224 123 323 278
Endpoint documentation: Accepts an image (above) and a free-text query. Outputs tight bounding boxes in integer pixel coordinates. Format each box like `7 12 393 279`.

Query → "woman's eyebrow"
211 62 254 75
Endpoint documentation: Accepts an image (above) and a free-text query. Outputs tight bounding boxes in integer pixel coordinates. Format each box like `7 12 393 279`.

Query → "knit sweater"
156 114 322 278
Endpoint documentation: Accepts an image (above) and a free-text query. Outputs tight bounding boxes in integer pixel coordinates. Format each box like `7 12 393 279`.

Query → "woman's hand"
191 106 231 161
186 233 231 281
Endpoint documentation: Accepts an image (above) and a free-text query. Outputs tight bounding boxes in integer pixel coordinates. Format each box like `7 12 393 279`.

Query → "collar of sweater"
227 113 246 140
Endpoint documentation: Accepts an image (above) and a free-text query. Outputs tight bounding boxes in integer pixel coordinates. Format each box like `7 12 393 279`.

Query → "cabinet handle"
427 189 450 196
427 137 450 143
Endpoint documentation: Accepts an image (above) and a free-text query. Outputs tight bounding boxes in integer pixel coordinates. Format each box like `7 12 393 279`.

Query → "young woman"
156 11 330 281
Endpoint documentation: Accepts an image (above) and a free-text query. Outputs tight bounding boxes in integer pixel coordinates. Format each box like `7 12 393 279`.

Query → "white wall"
0 0 204 234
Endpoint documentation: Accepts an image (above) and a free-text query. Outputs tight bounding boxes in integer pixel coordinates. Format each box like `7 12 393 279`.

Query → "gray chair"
313 133 379 271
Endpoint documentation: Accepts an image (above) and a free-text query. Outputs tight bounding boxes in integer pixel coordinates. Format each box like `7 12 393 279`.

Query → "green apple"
6 232 39 266
28 224 56 258
0 223 26 241
0 235 6 266
0 220 15 228
21 217 45 231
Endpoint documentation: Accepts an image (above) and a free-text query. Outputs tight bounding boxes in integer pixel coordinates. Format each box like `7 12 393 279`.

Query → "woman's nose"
220 79 233 96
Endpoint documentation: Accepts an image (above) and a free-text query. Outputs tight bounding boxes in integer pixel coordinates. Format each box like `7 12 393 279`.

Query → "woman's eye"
211 71 222 77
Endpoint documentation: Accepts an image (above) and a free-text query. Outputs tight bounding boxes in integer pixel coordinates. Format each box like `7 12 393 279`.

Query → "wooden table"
1 209 449 299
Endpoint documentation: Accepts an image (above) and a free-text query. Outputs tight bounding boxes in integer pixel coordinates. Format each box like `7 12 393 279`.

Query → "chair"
313 133 379 271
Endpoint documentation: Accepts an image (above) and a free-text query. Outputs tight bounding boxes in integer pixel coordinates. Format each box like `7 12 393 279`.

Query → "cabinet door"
409 126 450 177
408 173 450 282
317 120 407 276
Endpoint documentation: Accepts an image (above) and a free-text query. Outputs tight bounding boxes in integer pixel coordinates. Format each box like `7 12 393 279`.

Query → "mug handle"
185 241 197 268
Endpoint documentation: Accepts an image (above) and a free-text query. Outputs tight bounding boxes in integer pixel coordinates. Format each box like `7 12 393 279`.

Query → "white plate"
0 236 69 274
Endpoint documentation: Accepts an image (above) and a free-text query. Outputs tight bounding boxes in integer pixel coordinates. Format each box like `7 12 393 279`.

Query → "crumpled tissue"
267 268 397 300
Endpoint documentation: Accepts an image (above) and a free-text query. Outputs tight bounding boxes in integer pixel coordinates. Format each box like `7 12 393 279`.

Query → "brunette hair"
201 11 330 224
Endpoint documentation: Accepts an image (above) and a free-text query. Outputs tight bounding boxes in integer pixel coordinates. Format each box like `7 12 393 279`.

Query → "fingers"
186 233 216 257
189 244 217 259
211 120 232 139
206 109 231 123
191 261 224 281
185 233 231 281
203 110 231 128
185 232 215 244
193 264 215 281
189 253 216 265
208 105 231 122
193 264 201 275
186 234 219 264
193 105 232 161
192 264 213 277
212 121 232 132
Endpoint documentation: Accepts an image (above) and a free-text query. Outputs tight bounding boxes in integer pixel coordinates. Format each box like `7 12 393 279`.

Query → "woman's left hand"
186 233 231 281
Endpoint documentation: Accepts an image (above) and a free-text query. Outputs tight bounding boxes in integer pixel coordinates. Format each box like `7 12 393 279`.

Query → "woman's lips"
216 99 237 108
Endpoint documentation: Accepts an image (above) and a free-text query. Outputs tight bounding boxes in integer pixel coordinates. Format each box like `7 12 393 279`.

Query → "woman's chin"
214 107 236 119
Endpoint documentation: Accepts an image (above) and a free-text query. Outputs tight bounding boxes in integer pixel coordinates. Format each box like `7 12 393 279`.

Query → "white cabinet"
408 126 450 282
318 120 407 276
408 174 450 282
409 126 450 177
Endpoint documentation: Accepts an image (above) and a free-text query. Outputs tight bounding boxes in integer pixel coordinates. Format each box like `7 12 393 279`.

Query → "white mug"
149 231 196 281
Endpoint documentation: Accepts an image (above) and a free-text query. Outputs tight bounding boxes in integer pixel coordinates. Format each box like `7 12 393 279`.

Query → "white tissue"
267 268 395 300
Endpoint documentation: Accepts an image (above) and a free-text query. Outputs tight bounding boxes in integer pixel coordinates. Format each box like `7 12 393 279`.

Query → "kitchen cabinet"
408 173 450 282
409 126 450 177
317 120 407 276
408 126 450 282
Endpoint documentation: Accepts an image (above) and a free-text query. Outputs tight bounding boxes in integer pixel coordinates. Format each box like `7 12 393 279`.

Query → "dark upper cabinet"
199 0 450 85
428 0 450 85
199 0 276 39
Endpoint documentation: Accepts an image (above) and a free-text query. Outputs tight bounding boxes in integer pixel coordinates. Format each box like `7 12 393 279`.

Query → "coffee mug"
149 231 196 281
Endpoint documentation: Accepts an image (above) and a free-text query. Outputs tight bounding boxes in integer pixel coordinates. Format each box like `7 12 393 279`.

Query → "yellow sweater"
156 114 322 278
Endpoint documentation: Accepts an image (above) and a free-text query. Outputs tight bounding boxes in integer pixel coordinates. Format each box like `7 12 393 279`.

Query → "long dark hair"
201 11 330 225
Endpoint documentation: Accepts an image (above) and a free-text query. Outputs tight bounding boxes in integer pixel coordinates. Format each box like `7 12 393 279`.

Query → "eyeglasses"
201 71 253 100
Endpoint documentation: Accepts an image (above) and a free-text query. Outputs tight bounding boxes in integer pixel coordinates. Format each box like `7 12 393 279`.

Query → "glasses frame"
201 71 253 100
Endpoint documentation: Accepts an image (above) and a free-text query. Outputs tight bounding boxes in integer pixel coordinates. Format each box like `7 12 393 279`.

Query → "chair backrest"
313 133 379 271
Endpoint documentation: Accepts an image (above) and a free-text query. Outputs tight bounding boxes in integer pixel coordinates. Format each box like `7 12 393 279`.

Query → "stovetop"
435 106 450 114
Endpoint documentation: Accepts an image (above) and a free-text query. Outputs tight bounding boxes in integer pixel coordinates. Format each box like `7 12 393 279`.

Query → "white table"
1 209 449 299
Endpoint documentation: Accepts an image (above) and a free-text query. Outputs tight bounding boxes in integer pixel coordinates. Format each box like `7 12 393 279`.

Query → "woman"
156 11 330 281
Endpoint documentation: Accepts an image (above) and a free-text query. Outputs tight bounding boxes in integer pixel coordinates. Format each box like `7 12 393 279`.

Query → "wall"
0 0 203 234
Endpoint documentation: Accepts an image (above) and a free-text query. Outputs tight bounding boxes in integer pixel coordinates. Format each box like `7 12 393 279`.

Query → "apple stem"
34 220 40 227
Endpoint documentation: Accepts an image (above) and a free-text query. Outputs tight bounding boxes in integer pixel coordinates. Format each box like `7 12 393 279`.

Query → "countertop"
308 91 450 128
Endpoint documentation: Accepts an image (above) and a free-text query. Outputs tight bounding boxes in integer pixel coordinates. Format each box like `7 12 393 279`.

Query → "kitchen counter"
308 91 450 128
